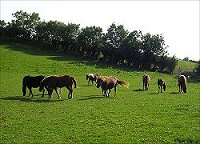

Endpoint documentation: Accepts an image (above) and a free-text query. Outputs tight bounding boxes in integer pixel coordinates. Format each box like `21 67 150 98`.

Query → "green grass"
0 43 200 143
176 60 198 73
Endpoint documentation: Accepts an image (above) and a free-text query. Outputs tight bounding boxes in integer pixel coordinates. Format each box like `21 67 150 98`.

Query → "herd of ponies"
22 73 187 100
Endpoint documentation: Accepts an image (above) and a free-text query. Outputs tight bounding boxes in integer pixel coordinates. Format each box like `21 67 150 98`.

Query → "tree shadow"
2 43 139 73
79 95 113 101
1 95 64 103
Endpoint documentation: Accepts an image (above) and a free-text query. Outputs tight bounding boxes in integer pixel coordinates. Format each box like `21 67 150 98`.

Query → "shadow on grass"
149 92 159 95
1 95 64 103
133 89 144 92
169 92 180 94
79 95 113 101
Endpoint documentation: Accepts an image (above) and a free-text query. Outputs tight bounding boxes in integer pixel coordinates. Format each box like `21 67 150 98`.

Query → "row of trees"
0 10 177 73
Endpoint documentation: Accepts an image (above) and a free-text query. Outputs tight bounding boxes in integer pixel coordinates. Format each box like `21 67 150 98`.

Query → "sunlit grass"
0 43 199 143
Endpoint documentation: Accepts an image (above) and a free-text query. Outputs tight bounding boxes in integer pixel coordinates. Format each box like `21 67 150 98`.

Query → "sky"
0 0 199 61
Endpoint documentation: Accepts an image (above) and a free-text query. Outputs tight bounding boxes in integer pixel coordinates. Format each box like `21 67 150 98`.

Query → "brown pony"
22 75 45 97
178 75 187 93
39 75 77 99
96 76 128 97
143 75 151 90
86 73 98 85
157 79 166 93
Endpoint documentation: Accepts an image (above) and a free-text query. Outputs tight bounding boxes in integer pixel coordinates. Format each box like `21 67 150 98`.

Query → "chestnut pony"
178 75 187 93
22 75 45 97
86 73 98 85
39 75 77 99
96 76 128 97
142 75 151 90
157 79 166 93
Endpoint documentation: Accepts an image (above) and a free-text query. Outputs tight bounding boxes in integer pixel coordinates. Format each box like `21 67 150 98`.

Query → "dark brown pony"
22 75 45 97
86 73 98 85
143 75 150 90
96 76 128 97
157 79 166 93
39 75 77 99
178 75 187 93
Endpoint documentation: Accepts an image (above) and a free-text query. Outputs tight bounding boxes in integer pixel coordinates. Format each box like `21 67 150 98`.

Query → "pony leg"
29 88 34 97
114 85 117 97
47 88 53 100
67 87 73 99
102 89 104 96
108 89 111 97
42 89 45 97
60 88 61 95
55 88 61 99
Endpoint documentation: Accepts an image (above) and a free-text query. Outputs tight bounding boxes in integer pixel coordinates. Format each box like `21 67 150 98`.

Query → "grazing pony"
96 76 128 97
22 75 45 97
178 75 187 93
157 79 166 93
39 75 77 99
143 75 151 90
86 73 98 85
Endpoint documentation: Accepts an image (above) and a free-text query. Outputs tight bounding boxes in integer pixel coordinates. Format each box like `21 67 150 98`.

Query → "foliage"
195 61 200 77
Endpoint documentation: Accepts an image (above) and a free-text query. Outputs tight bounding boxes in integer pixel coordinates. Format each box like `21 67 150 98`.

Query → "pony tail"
117 80 129 88
22 76 27 96
71 77 77 88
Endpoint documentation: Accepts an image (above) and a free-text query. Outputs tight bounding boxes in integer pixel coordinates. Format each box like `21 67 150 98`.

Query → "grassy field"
0 43 200 143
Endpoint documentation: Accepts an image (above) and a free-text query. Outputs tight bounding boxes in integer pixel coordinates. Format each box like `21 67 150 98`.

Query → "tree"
12 10 41 40
105 23 128 64
121 30 143 67
195 60 200 77
35 20 67 50
61 23 80 52
166 56 178 74
76 26 104 58
0 20 6 40
141 33 168 69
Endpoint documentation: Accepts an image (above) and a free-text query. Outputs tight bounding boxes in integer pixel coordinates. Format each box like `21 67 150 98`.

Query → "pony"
22 75 45 97
142 75 151 90
96 76 128 97
178 75 187 93
39 75 77 99
86 73 98 85
157 79 166 93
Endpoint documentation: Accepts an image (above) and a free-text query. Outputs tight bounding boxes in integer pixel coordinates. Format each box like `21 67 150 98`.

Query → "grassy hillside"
176 60 198 73
0 43 200 143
